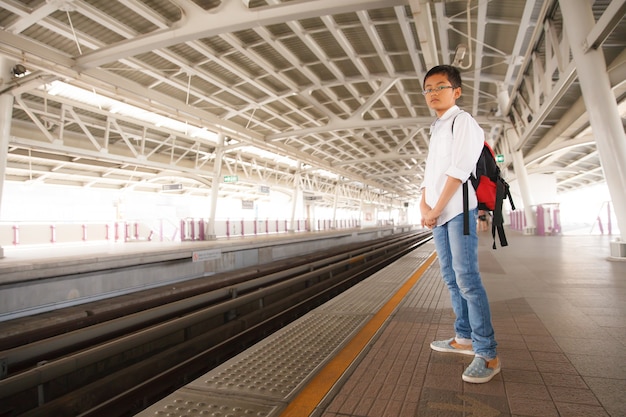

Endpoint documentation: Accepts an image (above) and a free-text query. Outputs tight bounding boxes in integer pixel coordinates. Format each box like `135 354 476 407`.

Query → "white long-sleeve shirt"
420 105 484 226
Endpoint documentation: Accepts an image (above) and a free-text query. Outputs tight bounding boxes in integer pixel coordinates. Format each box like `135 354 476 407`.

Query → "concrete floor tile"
500 347 533 361
507 397 559 417
554 402 611 417
583 377 626 417
541 321 613 338
541 372 589 389
463 378 506 396
530 350 570 363
397 401 419 417
516 324 551 336
365 399 392 417
523 335 561 352
499 358 538 372
548 385 601 406
607 327 626 345
376 381 394 401
533 360 580 374
513 313 543 324
504 381 551 401
423 373 464 392
554 335 626 356
495 331 524 342
567 354 626 379
418 389 508 417
390 383 410 402
493 323 519 333
501 369 543 384
352 397 375 416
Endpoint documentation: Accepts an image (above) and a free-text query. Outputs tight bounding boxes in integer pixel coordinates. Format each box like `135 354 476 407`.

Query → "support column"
498 83 536 234
560 0 626 258
358 189 366 228
288 163 301 233
331 181 339 229
506 128 537 234
0 58 17 258
206 133 225 240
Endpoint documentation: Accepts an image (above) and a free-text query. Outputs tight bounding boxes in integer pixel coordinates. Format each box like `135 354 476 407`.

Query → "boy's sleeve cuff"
445 167 470 182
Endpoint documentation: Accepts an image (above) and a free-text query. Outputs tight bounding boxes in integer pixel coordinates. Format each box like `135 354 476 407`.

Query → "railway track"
0 230 432 417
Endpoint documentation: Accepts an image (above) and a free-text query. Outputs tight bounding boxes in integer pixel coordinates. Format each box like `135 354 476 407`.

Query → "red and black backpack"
452 112 516 249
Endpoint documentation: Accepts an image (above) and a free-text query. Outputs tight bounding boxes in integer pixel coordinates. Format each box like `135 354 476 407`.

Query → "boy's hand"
420 204 438 228
422 210 438 229
420 192 437 228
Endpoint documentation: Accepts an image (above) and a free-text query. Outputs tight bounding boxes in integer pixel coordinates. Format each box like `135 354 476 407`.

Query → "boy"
419 65 500 383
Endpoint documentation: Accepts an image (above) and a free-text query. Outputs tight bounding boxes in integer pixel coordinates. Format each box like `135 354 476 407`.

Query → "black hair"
423 65 462 89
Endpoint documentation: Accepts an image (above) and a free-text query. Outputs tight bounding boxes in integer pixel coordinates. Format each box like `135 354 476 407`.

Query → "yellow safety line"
278 251 437 417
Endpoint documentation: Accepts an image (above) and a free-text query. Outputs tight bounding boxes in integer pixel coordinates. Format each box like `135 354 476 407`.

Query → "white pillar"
498 84 536 234
206 133 225 239
288 164 301 232
560 0 626 256
0 58 16 258
506 128 537 234
331 181 339 228
358 192 364 228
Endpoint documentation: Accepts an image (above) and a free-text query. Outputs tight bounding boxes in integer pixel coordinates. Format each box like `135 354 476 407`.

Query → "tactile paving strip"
147 389 276 416
136 242 435 417
191 313 369 400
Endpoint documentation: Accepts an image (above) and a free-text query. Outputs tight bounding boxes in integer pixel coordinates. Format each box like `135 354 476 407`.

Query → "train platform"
135 231 626 417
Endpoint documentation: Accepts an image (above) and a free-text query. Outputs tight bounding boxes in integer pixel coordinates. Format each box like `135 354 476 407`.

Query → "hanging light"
11 64 28 78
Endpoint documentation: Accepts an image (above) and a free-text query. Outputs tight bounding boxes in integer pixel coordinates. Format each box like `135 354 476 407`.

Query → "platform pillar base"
609 239 626 261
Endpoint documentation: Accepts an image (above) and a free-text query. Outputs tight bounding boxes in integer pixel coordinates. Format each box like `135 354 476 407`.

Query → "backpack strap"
451 111 472 237
491 178 509 248
463 181 469 235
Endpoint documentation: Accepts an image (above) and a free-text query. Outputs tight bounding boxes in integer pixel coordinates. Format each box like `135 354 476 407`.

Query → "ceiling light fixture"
454 0 473 70
11 64 27 78
453 45 467 66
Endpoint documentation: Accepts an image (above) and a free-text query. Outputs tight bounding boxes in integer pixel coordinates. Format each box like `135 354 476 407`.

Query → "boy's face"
423 73 461 117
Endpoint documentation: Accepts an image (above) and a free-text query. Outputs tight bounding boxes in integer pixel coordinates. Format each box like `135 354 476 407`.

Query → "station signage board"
162 183 182 191
192 249 222 262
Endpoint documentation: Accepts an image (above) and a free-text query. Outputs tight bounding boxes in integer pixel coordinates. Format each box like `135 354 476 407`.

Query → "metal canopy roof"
0 0 625 210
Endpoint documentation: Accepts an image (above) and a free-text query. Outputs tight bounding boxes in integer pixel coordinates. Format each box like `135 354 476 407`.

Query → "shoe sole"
430 342 474 356
462 366 501 383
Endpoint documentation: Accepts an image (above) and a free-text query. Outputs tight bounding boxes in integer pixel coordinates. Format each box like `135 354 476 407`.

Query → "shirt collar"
430 105 461 133
439 105 461 121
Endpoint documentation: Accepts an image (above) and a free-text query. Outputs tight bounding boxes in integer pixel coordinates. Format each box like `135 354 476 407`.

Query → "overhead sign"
242 200 254 209
162 183 182 191
496 154 505 163
224 175 239 183
259 186 270 194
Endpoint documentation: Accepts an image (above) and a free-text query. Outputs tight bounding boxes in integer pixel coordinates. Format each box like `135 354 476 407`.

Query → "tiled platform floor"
320 232 626 417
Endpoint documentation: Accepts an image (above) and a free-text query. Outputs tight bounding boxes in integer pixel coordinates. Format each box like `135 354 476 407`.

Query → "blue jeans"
432 209 497 358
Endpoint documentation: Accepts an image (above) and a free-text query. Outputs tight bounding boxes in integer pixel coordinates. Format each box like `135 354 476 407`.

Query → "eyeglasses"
422 85 456 95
